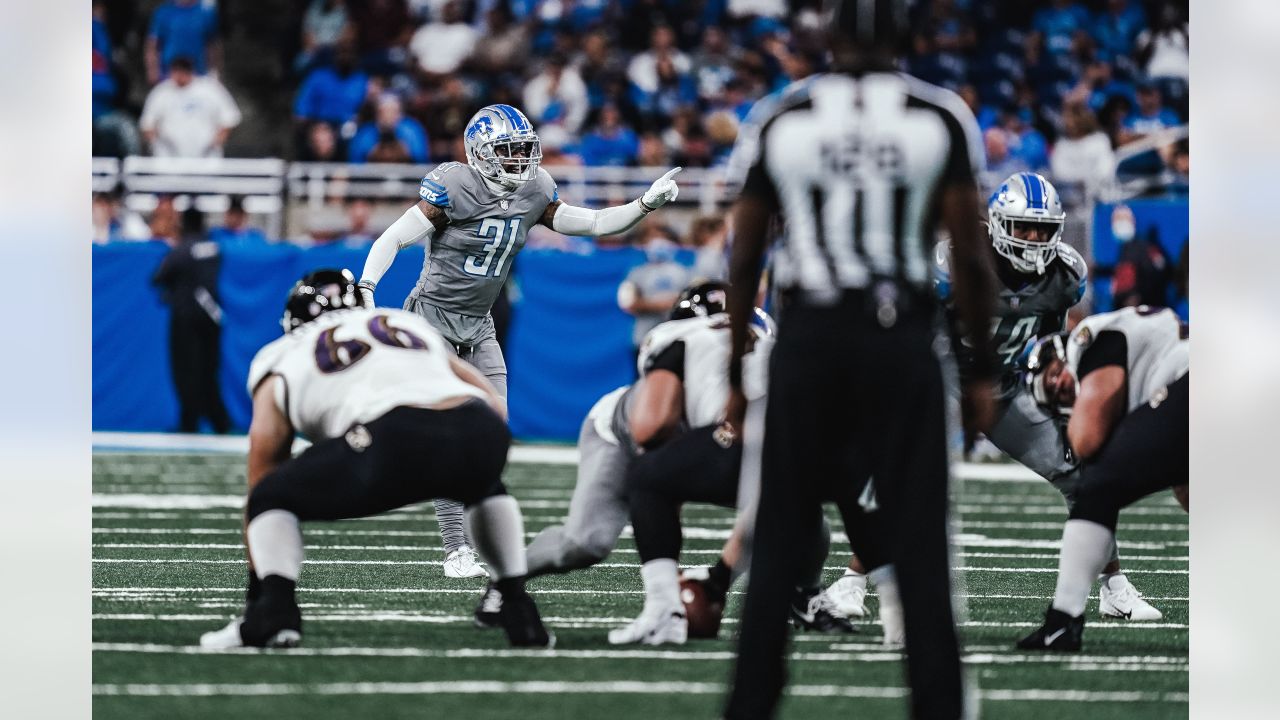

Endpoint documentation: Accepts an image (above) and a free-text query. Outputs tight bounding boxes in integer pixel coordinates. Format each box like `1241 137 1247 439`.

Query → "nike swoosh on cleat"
1044 628 1067 646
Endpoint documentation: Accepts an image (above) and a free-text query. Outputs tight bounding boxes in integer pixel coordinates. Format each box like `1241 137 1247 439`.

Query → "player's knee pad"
246 478 292 522
1067 489 1120 532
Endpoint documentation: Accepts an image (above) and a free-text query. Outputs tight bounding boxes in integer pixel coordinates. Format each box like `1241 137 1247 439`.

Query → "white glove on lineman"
640 167 682 211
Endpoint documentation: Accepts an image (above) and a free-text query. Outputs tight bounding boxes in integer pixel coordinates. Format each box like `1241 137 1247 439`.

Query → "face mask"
645 238 678 263
1111 206 1136 243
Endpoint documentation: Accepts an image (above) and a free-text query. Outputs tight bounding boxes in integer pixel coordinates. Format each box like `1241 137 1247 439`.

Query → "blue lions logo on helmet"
465 115 494 142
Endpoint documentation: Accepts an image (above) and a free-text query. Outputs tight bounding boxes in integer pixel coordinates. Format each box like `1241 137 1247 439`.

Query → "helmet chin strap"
1035 252 1047 275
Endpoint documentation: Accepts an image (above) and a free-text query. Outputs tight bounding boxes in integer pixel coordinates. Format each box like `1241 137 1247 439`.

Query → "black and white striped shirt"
735 72 985 300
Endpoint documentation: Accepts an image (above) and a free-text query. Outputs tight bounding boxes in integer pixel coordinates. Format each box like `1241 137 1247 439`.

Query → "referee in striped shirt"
723 1 997 717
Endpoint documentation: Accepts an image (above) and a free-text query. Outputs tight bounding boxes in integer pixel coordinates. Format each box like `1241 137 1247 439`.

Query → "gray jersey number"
464 217 522 278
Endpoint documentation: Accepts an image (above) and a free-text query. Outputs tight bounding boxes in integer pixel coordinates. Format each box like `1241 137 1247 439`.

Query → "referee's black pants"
726 292 962 720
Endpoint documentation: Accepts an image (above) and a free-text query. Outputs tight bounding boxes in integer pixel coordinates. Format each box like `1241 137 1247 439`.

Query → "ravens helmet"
669 281 729 320
281 268 368 332
1023 331 1074 413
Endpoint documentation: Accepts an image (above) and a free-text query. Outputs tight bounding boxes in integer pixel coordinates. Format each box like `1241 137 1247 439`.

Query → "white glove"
357 282 375 308
640 167 682 211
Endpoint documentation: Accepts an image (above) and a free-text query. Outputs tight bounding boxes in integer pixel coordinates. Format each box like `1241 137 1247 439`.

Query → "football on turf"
679 577 725 639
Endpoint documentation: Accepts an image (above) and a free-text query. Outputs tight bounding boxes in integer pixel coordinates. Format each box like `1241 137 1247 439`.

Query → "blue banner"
93 242 652 441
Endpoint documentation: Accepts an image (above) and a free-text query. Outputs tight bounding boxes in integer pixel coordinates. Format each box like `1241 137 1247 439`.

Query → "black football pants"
726 293 962 720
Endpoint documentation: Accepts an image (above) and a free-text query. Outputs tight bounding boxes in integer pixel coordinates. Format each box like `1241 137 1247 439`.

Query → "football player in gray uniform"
827 172 1161 623
198 269 552 649
1017 306 1188 650
356 104 682 578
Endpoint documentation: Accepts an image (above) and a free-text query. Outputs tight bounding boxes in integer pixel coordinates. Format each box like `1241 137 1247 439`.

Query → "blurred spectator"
409 0 478 77
633 53 699 129
145 0 221 86
295 0 350 75
149 195 180 243
1122 81 1181 140
1112 224 1174 310
617 226 693 372
727 0 786 21
422 77 475 160
575 31 627 107
209 196 268 248
140 57 242 158
1136 2 1189 83
1032 0 1092 57
627 26 691 97
909 31 967 90
340 197 377 247
471 3 530 76
578 104 639 167
1093 0 1147 62
984 127 1030 178
1161 138 1189 195
704 110 739 166
348 94 430 163
688 214 728 282
294 41 370 129
300 120 342 161
92 0 141 158
152 207 231 434
925 0 977 53
636 132 670 167
998 106 1049 170
1050 102 1116 194
1073 60 1135 115
91 190 150 244
692 27 738 104
662 108 711 168
347 0 413 76
1097 93 1134 148
524 54 590 136
959 84 1000 131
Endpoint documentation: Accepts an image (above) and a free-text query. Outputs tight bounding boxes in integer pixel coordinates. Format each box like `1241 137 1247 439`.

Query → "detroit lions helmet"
988 172 1066 275
463 104 542 190
281 268 367 332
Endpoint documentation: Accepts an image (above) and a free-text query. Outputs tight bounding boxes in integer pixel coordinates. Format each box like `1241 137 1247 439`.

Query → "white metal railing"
92 157 120 193
1101 124 1190 202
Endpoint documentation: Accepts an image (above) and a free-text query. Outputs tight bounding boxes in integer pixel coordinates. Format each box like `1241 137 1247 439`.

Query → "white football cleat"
1099 574 1162 621
825 572 868 618
200 617 245 649
607 605 688 646
443 546 489 579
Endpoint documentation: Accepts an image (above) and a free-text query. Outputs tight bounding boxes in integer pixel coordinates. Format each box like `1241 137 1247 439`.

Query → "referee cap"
823 0 912 50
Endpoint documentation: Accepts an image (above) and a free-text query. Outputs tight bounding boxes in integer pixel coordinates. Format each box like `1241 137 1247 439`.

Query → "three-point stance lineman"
1017 306 1188 651
199 270 551 648
357 103 682 577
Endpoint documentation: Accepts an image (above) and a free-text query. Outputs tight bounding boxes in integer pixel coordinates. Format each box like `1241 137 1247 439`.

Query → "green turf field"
92 450 1188 719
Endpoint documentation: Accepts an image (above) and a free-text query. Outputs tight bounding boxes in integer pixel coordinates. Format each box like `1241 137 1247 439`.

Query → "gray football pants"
525 417 632 578
404 297 508 556
986 386 1120 566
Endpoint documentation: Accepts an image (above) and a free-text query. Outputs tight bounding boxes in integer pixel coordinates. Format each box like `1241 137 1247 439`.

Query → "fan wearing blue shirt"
1123 83 1181 136
347 95 430 164
578 104 640 167
1032 0 1093 56
294 43 370 127
146 0 220 84
209 197 268 248
1093 0 1147 61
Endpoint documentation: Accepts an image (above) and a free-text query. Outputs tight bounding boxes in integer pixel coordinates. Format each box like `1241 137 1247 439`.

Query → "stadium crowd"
93 0 1188 178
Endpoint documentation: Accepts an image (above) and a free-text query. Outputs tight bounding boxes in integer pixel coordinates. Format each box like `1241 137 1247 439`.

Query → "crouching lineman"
891 171 1159 621
200 269 551 649
1017 305 1188 651
611 286 853 644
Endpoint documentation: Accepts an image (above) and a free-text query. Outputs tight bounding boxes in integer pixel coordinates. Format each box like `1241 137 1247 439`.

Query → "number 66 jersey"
247 308 487 441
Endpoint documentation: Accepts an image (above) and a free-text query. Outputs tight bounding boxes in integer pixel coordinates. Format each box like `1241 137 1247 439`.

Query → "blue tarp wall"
1089 197 1188 317
93 242 659 441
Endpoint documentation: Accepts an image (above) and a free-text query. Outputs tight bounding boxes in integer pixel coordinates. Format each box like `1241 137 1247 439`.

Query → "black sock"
706 558 733 602
260 574 297 603
246 568 263 605
495 576 527 598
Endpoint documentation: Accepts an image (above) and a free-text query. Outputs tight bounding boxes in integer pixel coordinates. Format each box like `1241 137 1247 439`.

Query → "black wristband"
357 279 376 291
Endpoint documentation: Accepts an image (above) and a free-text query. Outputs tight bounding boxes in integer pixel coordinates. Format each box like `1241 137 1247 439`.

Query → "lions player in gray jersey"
356 104 682 578
827 172 1162 623
1017 306 1188 650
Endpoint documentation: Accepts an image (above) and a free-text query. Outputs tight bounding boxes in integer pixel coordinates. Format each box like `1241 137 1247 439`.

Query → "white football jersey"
638 314 773 428
1065 306 1189 413
247 308 487 441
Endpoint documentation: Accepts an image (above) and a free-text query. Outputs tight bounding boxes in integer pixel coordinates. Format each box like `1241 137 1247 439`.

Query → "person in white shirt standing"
140 56 241 158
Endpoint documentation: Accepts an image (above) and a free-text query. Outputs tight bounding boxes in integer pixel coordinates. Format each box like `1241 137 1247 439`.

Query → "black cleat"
790 587 857 634
499 590 555 648
474 582 503 629
238 575 303 647
1016 606 1084 652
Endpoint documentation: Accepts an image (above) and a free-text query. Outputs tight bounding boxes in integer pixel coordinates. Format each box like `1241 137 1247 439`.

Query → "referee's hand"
960 381 996 452
722 387 748 438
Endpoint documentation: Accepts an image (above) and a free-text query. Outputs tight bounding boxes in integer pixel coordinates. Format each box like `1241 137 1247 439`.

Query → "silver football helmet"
463 104 542 190
987 172 1066 275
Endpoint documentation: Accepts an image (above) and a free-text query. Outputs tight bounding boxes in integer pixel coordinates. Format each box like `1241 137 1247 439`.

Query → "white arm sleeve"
359 204 436 288
550 200 650 237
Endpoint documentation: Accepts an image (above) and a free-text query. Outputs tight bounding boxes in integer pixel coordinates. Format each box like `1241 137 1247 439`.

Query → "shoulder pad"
932 241 953 301
638 316 720 373
536 167 559 204
246 335 293 397
418 162 466 207
1056 245 1088 304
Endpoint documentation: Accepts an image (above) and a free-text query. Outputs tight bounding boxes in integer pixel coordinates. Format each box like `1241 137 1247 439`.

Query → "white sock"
247 510 303 581
840 568 869 590
1052 519 1114 617
464 495 528 580
641 558 681 613
868 565 903 645
1100 572 1128 589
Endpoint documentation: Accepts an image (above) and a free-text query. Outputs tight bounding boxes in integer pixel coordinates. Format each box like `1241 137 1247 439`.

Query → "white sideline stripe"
89 558 1190 575
92 433 1043 481
89 643 1186 672
89 543 1191 562
89 679 1185 702
91 612 1190 630
90 587 1191 603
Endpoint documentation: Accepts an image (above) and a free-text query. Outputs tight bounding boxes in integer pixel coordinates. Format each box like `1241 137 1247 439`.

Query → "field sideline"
92 434 1188 720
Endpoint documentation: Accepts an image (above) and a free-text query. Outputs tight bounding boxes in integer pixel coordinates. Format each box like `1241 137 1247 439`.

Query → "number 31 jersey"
247 308 487 441
412 161 559 317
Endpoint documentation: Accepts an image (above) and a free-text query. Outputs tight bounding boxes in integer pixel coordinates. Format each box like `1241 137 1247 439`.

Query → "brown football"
679 577 725 639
